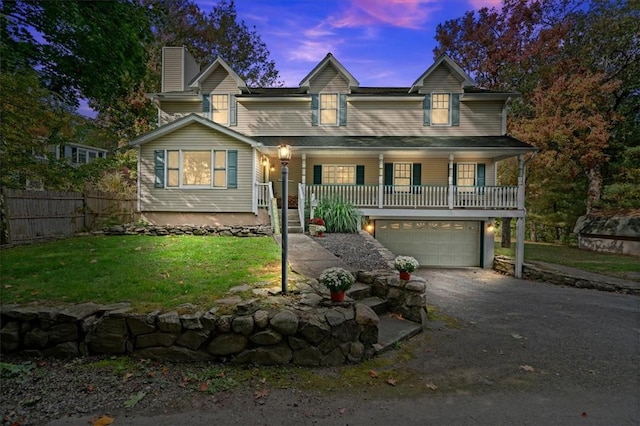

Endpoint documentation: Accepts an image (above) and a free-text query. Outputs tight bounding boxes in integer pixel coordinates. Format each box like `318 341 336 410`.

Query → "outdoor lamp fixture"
278 144 292 295
261 155 269 167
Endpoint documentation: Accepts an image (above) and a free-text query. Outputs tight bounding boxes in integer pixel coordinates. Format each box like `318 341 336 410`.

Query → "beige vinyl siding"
162 47 185 92
459 102 502 135
201 68 242 94
309 65 349 92
159 101 202 125
304 156 379 185
235 99 503 137
418 63 463 94
139 122 254 213
183 51 200 88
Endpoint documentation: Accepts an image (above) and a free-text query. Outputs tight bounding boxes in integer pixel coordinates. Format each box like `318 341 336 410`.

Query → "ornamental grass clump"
394 255 419 273
319 267 355 292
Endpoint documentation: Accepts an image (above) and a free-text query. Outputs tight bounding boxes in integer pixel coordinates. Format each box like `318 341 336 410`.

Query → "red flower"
310 217 324 226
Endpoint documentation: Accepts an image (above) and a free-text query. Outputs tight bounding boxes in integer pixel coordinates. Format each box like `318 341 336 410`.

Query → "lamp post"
278 144 291 295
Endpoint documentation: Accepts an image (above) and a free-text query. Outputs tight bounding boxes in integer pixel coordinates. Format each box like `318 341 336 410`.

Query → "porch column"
301 154 306 185
515 217 525 278
448 154 454 209
378 153 384 208
515 155 526 278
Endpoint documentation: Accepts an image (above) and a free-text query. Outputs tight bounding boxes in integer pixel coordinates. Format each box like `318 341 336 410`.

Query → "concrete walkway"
274 233 351 280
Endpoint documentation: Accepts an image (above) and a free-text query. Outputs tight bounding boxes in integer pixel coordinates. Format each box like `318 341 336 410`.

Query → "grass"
0 235 281 311
494 241 640 281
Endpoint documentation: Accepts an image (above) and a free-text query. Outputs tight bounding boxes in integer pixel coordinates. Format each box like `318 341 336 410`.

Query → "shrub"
314 196 361 233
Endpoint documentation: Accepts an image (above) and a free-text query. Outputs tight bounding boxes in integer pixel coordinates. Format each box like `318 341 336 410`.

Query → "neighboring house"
131 46 535 276
56 143 108 166
26 143 108 190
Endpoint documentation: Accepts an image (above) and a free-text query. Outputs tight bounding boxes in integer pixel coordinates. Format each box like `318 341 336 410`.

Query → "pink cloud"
468 0 503 10
331 0 440 30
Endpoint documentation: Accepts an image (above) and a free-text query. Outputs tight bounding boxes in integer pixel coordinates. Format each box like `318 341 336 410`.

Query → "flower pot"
317 232 324 237
399 271 411 280
330 290 345 302
308 224 317 236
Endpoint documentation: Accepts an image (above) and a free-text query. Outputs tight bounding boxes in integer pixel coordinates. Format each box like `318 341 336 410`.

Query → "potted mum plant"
319 267 355 302
308 217 325 236
394 255 419 280
315 225 326 237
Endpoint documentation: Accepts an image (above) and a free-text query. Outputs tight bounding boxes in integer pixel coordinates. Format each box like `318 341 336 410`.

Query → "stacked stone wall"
0 300 380 365
101 224 271 237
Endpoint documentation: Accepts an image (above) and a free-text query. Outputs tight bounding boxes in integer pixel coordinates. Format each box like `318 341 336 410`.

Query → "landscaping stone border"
100 224 272 237
493 255 639 295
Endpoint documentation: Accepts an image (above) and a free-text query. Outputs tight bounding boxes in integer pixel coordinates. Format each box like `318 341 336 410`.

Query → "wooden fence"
0 189 137 245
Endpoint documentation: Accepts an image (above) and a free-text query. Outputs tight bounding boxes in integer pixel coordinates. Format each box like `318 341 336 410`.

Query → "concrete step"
374 314 423 354
346 282 371 300
359 296 389 315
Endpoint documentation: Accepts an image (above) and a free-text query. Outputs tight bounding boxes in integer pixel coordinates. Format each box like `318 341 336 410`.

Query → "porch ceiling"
255 135 535 160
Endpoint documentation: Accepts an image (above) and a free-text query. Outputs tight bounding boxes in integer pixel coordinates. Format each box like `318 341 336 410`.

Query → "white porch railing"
453 186 518 209
304 184 519 210
256 182 272 209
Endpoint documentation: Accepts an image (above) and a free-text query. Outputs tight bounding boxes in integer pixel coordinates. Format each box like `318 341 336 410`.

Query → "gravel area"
312 231 393 271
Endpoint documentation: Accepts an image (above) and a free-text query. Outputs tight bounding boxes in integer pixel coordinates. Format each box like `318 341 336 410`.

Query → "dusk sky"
197 0 502 87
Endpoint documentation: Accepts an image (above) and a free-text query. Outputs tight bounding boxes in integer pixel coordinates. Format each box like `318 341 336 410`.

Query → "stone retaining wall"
0 269 429 364
493 256 639 295
101 224 272 237
356 271 429 324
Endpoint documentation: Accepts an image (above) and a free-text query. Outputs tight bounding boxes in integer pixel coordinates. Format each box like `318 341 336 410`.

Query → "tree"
435 0 639 238
1 0 151 110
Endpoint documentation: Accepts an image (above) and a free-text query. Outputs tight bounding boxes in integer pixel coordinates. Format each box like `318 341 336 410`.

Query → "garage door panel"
376 220 480 267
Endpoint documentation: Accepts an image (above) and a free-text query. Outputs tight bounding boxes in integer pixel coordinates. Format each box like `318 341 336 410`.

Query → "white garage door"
376 220 480 267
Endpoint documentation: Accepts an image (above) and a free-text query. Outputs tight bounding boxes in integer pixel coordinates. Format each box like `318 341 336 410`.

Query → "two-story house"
131 46 535 276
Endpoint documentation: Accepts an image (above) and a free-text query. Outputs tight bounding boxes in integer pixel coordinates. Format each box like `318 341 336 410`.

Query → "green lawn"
495 241 640 281
0 236 281 311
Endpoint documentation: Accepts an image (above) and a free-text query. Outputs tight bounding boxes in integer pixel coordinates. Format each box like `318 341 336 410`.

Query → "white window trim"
393 162 412 193
166 149 228 189
211 93 230 125
322 164 357 185
319 93 339 126
431 92 451 126
456 162 477 188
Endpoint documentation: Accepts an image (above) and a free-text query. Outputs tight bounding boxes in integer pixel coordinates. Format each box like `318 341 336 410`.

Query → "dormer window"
212 94 229 124
431 93 450 125
320 94 338 125
423 93 460 127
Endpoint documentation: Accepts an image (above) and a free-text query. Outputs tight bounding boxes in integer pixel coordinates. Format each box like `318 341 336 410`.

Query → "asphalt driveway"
47 269 640 426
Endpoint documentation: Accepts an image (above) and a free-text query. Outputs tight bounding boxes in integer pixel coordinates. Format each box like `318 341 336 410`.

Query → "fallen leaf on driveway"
198 382 209 392
582 412 588 418
520 365 535 372
339 408 347 415
426 383 438 390
368 370 379 379
386 378 397 386
511 333 523 339
254 388 269 399
124 391 146 408
389 313 404 320
92 415 114 426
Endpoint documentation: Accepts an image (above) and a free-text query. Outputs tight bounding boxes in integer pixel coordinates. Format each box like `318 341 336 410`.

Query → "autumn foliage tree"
435 0 639 241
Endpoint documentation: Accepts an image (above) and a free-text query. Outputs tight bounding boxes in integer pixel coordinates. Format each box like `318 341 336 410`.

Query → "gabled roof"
130 114 258 147
299 53 359 90
189 57 248 92
409 54 475 93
